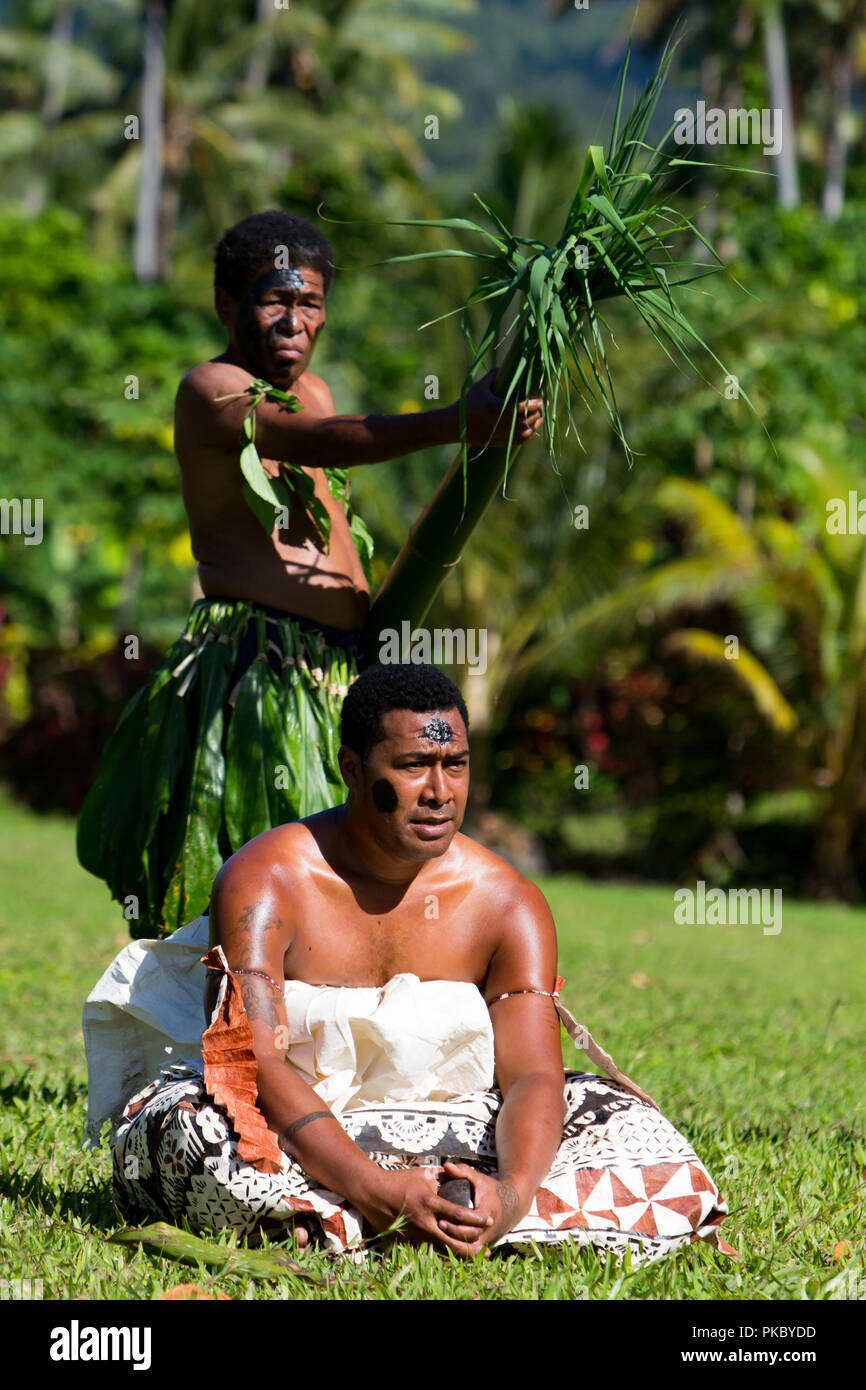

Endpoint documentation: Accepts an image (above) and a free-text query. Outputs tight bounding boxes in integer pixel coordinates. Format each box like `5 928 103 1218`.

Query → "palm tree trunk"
21 3 74 216
245 0 274 93
133 0 166 283
821 49 853 222
761 0 799 208
157 110 191 279
41 4 74 122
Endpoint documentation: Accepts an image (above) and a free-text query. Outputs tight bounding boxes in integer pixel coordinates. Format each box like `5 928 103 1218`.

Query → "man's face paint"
371 778 399 813
232 266 325 381
342 708 469 862
419 717 454 745
239 267 311 303
272 267 306 291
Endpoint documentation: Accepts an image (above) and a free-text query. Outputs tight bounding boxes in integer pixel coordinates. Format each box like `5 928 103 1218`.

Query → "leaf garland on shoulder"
214 378 373 581
213 377 327 542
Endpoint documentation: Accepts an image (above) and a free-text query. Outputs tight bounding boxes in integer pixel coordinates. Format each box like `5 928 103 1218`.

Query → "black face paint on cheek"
371 778 399 813
420 717 453 744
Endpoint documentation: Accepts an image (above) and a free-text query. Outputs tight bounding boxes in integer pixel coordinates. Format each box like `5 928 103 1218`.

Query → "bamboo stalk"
364 333 539 645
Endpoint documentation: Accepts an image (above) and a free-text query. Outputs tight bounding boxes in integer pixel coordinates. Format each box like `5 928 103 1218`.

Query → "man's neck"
336 803 436 890
217 346 298 389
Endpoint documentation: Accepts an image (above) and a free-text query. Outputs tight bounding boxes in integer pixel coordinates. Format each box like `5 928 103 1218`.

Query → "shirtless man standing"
177 207 543 629
77 209 543 938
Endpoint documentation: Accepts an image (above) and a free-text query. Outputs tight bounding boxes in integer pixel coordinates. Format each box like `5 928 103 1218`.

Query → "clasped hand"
367 1160 517 1258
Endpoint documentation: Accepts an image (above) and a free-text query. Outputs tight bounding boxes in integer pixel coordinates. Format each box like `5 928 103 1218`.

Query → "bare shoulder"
297 369 334 411
453 835 557 996
176 359 252 411
175 360 257 457
214 820 320 900
456 833 555 938
209 821 324 961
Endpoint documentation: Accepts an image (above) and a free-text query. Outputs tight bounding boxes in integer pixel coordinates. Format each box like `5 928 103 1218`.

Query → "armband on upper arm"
488 975 565 1007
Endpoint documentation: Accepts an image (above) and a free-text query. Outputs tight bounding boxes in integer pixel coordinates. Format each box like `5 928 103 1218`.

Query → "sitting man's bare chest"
280 869 494 989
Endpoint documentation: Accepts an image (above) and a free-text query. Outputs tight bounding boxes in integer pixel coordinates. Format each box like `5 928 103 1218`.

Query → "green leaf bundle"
358 32 758 639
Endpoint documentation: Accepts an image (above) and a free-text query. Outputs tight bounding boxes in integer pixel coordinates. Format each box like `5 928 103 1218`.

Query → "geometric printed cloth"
111 1064 737 1267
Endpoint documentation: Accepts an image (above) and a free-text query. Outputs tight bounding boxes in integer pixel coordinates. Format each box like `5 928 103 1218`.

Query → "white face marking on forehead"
419 716 454 744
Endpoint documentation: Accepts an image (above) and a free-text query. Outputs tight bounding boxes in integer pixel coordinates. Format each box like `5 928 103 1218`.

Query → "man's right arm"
178 366 542 470
210 851 491 1252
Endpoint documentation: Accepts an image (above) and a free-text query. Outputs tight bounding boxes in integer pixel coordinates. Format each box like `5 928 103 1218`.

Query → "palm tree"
124 0 471 277
573 452 866 900
813 0 865 221
133 0 166 281
0 0 472 277
759 0 799 207
0 1 125 217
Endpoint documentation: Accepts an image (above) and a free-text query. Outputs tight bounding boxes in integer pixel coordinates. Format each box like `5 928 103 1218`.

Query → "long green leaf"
160 634 235 933
224 651 274 852
110 1223 321 1282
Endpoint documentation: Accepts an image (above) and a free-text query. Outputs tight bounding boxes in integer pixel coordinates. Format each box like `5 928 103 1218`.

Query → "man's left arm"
437 881 566 1253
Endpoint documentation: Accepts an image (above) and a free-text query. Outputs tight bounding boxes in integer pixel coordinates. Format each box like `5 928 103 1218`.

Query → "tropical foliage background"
1 0 865 898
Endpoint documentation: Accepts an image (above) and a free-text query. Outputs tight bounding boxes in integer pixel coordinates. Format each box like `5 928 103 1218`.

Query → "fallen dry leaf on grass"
158 1284 231 1300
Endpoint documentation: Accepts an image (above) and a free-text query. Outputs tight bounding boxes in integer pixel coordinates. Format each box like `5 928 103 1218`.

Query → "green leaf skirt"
76 598 359 939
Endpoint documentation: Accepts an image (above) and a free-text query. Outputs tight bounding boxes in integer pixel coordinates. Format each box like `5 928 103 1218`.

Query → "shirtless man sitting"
204 659 565 1256
100 659 729 1262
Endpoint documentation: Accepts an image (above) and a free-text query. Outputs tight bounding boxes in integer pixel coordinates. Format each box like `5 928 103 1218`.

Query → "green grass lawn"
0 786 863 1301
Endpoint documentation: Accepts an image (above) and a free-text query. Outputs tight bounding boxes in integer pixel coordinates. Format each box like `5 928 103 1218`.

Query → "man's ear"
214 288 235 330
338 745 363 793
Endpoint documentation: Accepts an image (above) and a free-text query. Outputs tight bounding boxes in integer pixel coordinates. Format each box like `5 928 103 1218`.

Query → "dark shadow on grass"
0 1071 85 1109
0 1165 118 1230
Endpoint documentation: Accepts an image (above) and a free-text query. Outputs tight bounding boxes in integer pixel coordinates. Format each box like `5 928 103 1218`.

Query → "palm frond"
662 628 798 734
350 31 761 482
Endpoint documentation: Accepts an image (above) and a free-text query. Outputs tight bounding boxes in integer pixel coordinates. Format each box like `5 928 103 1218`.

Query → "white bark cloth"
83 916 735 1265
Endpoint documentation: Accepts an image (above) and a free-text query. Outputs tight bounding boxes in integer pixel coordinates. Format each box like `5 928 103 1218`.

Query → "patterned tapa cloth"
106 941 736 1267
75 597 359 938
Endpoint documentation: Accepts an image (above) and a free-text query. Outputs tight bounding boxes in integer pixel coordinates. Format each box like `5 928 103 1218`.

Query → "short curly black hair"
214 209 335 299
340 663 470 761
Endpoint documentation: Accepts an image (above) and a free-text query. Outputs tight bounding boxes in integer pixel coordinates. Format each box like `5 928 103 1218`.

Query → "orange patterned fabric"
200 946 284 1175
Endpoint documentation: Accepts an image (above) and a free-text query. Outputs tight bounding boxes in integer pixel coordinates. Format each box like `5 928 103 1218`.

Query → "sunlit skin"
207 705 567 1257
172 254 544 625
337 707 468 875
219 264 328 389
